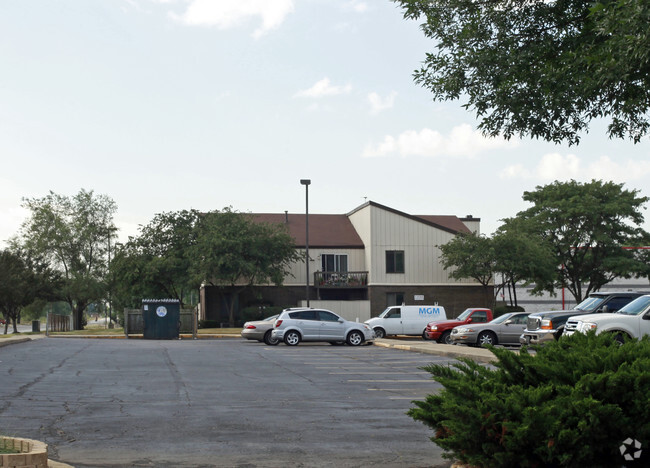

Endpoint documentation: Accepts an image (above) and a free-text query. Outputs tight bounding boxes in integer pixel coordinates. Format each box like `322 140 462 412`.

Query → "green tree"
0 248 60 334
394 0 650 144
191 208 300 327
15 189 117 330
110 210 201 311
492 220 556 307
439 233 495 307
509 179 649 302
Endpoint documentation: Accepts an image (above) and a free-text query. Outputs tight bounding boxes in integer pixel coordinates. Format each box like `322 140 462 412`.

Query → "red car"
424 308 493 343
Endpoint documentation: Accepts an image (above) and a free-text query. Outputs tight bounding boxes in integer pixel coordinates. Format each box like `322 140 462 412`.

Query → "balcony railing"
314 271 368 288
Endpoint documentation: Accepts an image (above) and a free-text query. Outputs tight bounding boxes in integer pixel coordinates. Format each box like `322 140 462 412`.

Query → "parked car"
272 308 375 346
241 314 280 345
564 295 650 342
450 312 530 347
520 291 644 345
365 305 446 338
423 308 493 343
0 317 6 325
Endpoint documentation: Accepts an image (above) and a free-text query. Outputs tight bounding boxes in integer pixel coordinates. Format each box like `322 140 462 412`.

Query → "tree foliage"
394 0 650 144
0 248 60 334
439 233 495 306
191 208 300 326
14 189 117 330
409 333 650 467
508 179 649 302
110 210 201 310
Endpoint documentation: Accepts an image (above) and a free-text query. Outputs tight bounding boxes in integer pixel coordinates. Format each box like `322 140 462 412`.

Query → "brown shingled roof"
252 213 364 248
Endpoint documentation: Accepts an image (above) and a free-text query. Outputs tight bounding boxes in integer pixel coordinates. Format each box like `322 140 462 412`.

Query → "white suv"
271 308 375 346
564 295 650 342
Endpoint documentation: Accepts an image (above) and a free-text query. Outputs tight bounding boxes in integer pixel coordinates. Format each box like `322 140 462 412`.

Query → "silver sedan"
241 314 280 345
450 312 530 346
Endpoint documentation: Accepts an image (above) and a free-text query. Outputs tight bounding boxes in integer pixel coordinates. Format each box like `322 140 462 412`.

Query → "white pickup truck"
564 294 650 342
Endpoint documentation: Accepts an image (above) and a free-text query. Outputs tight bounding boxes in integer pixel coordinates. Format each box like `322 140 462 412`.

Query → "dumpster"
142 299 181 339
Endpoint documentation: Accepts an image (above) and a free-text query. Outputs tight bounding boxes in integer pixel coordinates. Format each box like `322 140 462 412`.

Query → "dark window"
471 311 488 323
318 311 340 322
386 292 404 306
385 309 401 319
289 310 318 320
512 314 528 324
386 250 404 273
321 254 348 272
603 297 636 313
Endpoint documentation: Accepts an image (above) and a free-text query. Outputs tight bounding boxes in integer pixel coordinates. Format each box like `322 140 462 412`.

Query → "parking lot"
0 338 458 467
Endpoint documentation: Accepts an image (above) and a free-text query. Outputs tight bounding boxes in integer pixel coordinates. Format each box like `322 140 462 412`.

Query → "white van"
365 305 447 338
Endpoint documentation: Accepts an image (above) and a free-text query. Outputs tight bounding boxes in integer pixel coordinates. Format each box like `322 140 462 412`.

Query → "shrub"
409 333 650 467
198 320 221 329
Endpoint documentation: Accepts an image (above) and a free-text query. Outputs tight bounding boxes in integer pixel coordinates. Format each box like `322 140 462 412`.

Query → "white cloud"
362 124 519 158
294 77 352 98
499 164 531 180
500 153 650 183
344 1 369 13
368 91 396 114
168 0 294 38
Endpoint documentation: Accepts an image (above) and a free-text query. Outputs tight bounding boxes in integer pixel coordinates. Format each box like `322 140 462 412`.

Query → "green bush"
198 320 221 329
409 333 650 467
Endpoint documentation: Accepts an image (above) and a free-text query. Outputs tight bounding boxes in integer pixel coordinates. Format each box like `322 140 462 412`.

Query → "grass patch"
50 328 125 336
197 328 240 334
0 447 18 454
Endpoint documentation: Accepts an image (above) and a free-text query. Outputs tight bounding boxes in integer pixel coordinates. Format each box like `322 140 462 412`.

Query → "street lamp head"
300 179 311 186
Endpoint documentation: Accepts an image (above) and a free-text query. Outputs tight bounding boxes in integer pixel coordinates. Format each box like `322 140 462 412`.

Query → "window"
321 254 348 272
386 250 404 274
386 292 405 307
471 311 488 323
384 309 401 319
289 310 318 320
318 310 340 322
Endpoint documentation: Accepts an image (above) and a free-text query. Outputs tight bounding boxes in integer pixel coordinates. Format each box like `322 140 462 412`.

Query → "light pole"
300 179 311 307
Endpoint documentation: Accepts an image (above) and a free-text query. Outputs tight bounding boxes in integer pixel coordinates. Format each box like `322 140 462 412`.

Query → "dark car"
520 291 645 345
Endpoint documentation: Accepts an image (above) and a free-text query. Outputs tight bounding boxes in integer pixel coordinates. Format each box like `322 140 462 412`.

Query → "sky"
2 0 650 247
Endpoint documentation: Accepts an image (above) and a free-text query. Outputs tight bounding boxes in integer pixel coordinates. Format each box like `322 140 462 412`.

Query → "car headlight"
430 325 438 331
541 319 553 330
455 327 469 334
578 321 598 333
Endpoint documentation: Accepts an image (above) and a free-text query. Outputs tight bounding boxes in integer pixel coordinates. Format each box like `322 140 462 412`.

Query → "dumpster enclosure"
142 299 180 339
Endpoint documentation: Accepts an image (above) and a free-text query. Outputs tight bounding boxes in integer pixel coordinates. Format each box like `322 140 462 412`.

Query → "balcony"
314 271 368 289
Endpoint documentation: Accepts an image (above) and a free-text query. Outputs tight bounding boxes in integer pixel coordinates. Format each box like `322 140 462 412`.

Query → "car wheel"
439 330 452 344
346 330 364 346
263 330 279 346
373 328 386 339
422 329 431 340
613 333 627 345
284 330 301 346
478 331 497 347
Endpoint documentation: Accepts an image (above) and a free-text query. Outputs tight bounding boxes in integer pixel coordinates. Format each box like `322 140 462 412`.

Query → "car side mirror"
643 312 650 321
338 319 345 323
467 318 473 323
504 320 512 325
600 305 609 313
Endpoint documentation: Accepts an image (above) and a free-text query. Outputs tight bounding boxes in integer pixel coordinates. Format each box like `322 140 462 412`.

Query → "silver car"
271 308 375 346
450 312 530 346
241 314 280 345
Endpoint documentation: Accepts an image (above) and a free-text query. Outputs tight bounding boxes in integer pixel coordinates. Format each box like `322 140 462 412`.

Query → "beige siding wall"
354 204 478 286
283 248 366 286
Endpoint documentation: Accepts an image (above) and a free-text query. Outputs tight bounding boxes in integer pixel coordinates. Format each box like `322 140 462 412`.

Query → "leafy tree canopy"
508 179 649 302
191 207 300 326
110 209 202 309
439 232 495 306
14 189 117 330
394 0 650 144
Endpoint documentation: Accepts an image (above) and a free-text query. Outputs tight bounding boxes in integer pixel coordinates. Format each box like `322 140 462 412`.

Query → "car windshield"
489 313 512 325
575 296 605 311
378 308 395 318
456 309 473 320
616 296 650 316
